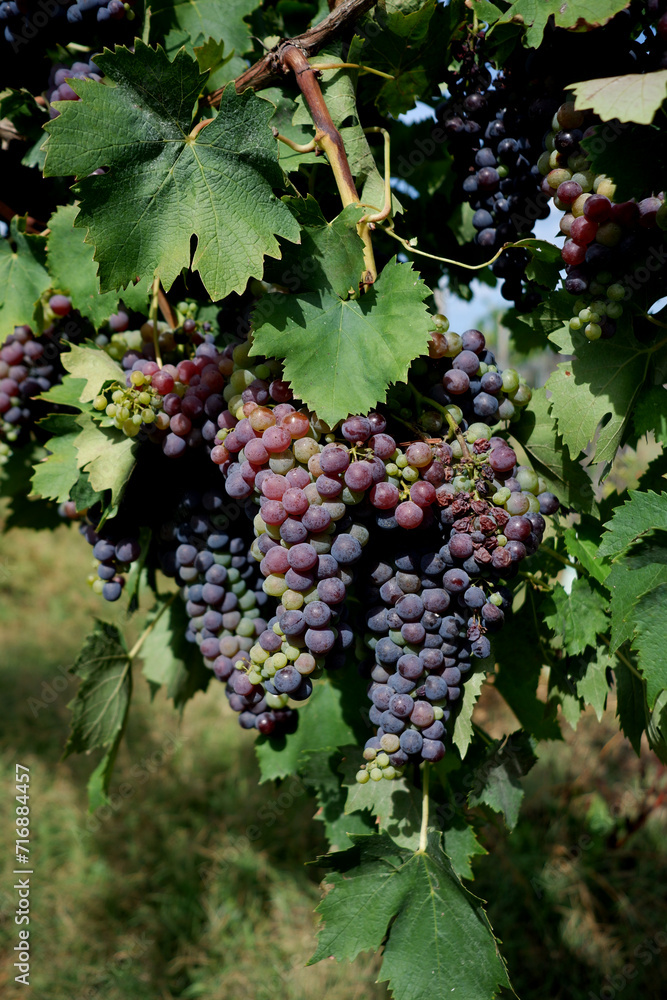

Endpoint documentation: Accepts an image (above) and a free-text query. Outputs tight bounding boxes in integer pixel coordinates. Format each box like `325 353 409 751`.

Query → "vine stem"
380 225 541 272
408 383 473 462
309 60 395 80
127 593 177 661
282 45 376 286
418 763 430 854
149 277 163 369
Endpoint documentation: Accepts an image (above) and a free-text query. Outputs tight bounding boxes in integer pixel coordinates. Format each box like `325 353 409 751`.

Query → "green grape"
356 769 370 784
93 394 107 411
501 369 520 393
585 323 602 340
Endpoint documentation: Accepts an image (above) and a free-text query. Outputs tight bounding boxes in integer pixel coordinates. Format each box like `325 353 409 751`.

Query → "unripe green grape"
385 462 399 477
590 300 607 316
138 391 151 405
380 733 400 753
376 752 390 768
444 404 463 424
370 768 383 781
432 312 449 331
342 487 364 505
254 363 271 379
527 494 541 513
350 523 369 546
588 311 600 324
420 411 443 434
263 574 288 597
93 394 107 411
579 307 592 322
356 770 370 784
607 283 625 302
389 630 406 647
442 332 463 357
606 301 623 319
433 706 444 720
92 579 105 595
502 369 520 393
123 419 141 437
492 487 511 505
490 592 503 607
382 766 397 780
395 454 408 469
269 450 295 474
537 476 547 494
516 466 539 493
498 398 515 420
511 384 532 407
265 692 289 709
402 466 419 483
130 370 145 386
363 747 377 761
232 341 252 366
450 441 463 459
544 132 556 152
466 422 492 442
571 170 594 192
570 317 582 331
585 323 602 340
548 149 561 170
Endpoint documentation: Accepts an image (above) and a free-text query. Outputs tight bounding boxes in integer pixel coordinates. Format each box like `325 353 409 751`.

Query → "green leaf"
310 832 511 999
340 748 423 850
38 376 88 410
452 666 487 759
260 88 319 173
613 659 647 754
47 204 149 326
0 441 63 532
264 197 367 298
635 385 667 445
488 0 632 49
299 750 374 852
29 413 82 503
61 344 125 402
563 519 611 584
0 216 50 342
44 43 300 301
251 259 431 425
522 238 563 289
467 732 538 830
449 202 477 246
542 577 609 655
632 584 667 708
510 388 597 515
576 648 611 721
441 820 487 881
546 321 646 464
580 123 667 203
63 621 132 804
151 0 259 81
255 680 356 783
568 70 667 125
140 597 211 709
74 411 138 506
647 689 667 765
598 490 667 557
606 542 667 651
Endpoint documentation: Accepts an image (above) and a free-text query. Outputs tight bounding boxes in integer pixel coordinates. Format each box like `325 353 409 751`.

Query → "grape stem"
408 383 473 462
418 763 430 854
378 225 542 272
361 127 392 224
150 277 163 369
127 593 178 661
309 61 395 81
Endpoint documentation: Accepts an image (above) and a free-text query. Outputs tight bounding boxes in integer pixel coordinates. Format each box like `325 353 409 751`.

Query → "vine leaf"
467 732 538 830
606 543 667 650
576 648 611 722
634 385 667 445
62 344 125 403
299 750 374 852
339 748 422 850
542 578 608 655
151 0 259 81
74 412 138 506
563 518 611 584
0 215 50 343
251 259 431 425
598 490 667 558
39 377 88 410
613 660 647 754
310 832 511 999
63 620 132 809
29 413 81 503
485 0 632 49
568 70 667 125
255 680 356 783
510 388 597 515
47 205 150 326
452 666 487 759
546 323 645 464
263 196 367 298
43 42 300 301
441 820 487 881
631 585 667 708
141 598 211 709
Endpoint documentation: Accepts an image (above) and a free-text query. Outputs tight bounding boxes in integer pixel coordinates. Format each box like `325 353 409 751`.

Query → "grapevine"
2 1 667 998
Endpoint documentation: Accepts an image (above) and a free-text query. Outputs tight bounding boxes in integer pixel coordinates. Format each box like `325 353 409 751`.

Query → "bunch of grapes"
65 0 135 27
539 101 665 339
436 35 553 309
76 518 141 602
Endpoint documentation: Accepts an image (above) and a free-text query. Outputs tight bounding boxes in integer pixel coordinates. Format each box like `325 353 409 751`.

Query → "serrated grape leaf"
310 832 511 999
61 344 125 403
613 659 647 754
606 542 667 650
598 490 667 557
356 0 439 116
452 666 487 759
581 123 667 203
510 388 597 515
38 376 88 410
467 732 538 830
29 413 81 503
63 621 132 805
568 71 667 125
0 216 50 342
151 0 259 81
260 88 319 173
442 819 487 881
563 519 611 584
634 385 667 445
299 749 374 851
47 205 150 326
523 238 563 289
449 201 477 246
632 584 667 708
546 322 645 464
43 43 300 301
140 596 211 709
74 411 138 506
251 259 431 425
576 648 611 721
490 0 631 49
647 690 667 765
339 747 422 850
263 196 366 298
0 441 62 532
542 578 608 655
255 680 356 783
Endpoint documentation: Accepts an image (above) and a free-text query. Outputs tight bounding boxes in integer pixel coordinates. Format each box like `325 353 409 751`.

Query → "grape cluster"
160 488 299 737
65 0 135 27
0 3 134 51
77 519 141 602
436 36 551 309
0 326 60 458
539 101 665 339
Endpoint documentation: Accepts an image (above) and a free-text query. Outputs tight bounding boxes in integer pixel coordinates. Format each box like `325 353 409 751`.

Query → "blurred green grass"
1 521 666 1000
